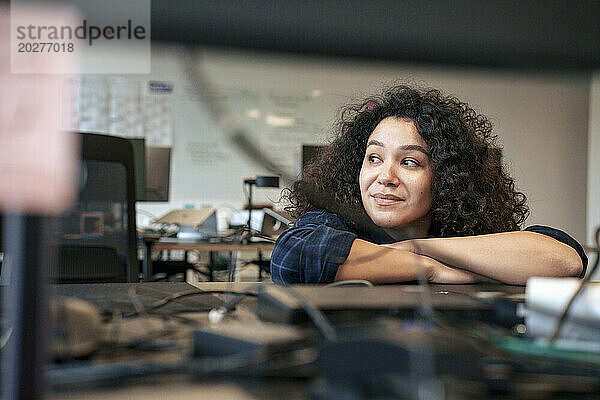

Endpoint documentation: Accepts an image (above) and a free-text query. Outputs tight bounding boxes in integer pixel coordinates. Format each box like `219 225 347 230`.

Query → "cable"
136 209 159 220
99 288 259 349
122 288 258 317
548 225 600 343
242 181 249 202
410 240 437 324
124 287 174 347
208 292 252 324
325 279 373 287
0 326 13 350
274 285 337 342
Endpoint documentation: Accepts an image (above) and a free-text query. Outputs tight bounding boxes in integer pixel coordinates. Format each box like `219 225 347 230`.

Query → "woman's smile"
371 193 404 205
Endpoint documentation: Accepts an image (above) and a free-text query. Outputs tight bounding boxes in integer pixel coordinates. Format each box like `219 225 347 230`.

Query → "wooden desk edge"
150 241 275 252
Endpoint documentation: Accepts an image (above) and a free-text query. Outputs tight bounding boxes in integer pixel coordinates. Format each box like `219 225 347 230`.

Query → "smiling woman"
359 118 434 238
270 85 587 285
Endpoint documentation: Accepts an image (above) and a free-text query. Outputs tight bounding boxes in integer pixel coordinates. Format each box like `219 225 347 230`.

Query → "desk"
48 282 307 400
141 238 275 282
44 282 599 399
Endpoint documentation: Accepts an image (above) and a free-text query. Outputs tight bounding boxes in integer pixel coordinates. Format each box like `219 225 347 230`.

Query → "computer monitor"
127 138 147 202
126 138 171 202
144 146 171 202
302 144 325 172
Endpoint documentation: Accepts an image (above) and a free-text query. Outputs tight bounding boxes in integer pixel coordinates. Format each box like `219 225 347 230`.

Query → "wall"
136 44 589 243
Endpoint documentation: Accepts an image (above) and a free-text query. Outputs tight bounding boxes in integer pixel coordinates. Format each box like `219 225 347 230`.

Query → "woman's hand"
382 240 417 254
385 241 482 283
339 239 481 284
384 240 501 283
423 257 479 284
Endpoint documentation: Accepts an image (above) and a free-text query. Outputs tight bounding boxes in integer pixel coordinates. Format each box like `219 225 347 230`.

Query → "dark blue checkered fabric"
270 210 393 285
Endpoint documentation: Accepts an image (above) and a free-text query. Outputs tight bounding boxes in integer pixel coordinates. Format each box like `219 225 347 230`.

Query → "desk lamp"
242 176 279 242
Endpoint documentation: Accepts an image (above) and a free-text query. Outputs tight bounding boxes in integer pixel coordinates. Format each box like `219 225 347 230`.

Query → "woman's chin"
370 215 431 238
371 218 406 229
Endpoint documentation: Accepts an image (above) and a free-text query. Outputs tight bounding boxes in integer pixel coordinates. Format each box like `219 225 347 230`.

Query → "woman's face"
359 117 434 238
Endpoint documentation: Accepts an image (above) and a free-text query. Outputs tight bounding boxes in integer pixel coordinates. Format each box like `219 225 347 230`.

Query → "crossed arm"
335 231 584 285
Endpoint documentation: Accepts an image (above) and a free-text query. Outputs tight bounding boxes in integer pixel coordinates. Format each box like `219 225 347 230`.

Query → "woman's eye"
368 155 382 163
402 158 419 167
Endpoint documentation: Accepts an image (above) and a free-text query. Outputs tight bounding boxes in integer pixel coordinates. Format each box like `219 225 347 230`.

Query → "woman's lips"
372 193 404 206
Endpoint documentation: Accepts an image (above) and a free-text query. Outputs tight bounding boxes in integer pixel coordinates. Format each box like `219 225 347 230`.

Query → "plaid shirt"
270 210 588 285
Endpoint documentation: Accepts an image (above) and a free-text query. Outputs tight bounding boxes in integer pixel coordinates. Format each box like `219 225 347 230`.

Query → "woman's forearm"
335 239 478 284
406 231 583 285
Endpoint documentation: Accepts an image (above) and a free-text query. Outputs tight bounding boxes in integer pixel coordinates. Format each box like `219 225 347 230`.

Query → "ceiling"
151 0 600 71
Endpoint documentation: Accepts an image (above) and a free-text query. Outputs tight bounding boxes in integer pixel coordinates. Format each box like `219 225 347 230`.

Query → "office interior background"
1 0 599 253
2 2 600 399
143 1 600 251
70 46 598 248
2 0 597 248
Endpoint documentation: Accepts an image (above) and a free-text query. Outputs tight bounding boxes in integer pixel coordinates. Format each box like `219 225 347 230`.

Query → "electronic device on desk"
256 284 600 398
242 176 280 243
260 208 292 238
256 284 511 326
154 208 217 241
230 208 290 239
524 277 600 349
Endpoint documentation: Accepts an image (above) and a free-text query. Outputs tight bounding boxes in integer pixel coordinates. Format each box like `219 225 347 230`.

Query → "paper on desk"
525 277 600 343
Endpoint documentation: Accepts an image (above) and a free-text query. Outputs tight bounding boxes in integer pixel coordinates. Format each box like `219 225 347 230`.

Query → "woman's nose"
377 164 399 186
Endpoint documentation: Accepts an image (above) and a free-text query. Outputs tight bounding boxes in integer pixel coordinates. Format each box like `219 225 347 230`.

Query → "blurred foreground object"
0 4 78 214
526 277 600 349
1 4 79 399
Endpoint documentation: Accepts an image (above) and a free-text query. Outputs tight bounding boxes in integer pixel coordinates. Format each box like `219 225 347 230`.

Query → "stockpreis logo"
11 0 150 73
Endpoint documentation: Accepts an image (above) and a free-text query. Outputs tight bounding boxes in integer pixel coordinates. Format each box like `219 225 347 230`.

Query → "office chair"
52 133 139 283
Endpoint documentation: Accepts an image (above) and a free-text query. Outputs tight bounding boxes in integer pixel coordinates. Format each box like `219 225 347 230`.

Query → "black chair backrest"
52 133 139 283
55 245 125 283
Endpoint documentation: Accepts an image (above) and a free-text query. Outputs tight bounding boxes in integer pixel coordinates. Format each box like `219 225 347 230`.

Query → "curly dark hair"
282 85 529 237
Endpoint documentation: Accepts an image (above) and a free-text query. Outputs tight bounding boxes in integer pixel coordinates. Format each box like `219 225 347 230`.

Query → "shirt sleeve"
270 210 357 285
524 225 588 278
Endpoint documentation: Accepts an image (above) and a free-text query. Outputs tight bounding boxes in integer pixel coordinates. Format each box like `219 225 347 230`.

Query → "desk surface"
44 282 598 400
150 240 275 252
